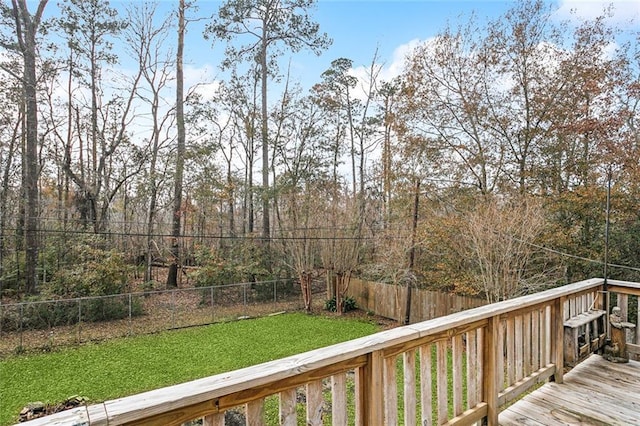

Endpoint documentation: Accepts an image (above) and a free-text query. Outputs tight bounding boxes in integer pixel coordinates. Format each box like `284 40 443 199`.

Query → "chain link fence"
0 279 326 356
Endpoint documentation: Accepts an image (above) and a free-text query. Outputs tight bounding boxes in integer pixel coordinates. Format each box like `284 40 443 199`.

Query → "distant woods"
0 0 639 306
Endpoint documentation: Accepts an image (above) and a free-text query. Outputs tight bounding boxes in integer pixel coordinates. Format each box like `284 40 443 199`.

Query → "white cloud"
184 63 221 101
555 0 640 25
347 38 429 101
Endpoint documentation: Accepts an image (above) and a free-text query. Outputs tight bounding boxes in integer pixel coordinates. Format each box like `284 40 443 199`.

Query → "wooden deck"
500 354 640 425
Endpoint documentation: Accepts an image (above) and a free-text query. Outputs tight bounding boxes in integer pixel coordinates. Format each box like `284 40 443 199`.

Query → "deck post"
551 296 564 383
483 315 500 425
358 349 384 425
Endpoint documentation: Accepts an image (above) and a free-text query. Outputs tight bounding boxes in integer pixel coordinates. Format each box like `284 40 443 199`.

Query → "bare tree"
318 197 361 315
206 0 331 241
9 0 48 294
167 0 187 288
464 196 555 302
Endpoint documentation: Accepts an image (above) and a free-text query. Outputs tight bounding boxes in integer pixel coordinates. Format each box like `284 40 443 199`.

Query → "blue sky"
163 0 640 94
165 0 640 85
177 0 519 90
35 0 639 103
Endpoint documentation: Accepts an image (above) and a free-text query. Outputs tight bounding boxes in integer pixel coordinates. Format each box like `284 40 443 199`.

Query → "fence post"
358 349 384 425
77 299 82 344
210 286 214 324
551 297 564 384
244 283 247 317
483 315 500 425
171 290 176 329
128 293 132 337
19 303 24 350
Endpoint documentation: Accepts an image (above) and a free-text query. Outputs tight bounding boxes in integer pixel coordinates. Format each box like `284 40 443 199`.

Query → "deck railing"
18 278 640 426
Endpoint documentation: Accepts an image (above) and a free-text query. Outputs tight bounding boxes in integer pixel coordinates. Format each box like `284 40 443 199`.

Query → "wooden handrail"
21 277 626 426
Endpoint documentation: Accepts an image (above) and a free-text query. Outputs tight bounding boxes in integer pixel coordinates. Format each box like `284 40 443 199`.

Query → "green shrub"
324 296 357 313
190 243 272 287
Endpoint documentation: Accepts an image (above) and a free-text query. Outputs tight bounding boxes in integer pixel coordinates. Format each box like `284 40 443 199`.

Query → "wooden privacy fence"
18 278 640 426
348 278 485 322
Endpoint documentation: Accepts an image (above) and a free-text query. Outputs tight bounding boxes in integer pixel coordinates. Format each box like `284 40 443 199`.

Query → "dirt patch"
19 397 86 422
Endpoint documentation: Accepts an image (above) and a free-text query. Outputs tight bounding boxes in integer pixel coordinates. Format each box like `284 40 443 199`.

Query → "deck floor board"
499 354 640 426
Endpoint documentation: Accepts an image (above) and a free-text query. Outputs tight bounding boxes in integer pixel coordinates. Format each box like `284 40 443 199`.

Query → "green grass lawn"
0 312 380 426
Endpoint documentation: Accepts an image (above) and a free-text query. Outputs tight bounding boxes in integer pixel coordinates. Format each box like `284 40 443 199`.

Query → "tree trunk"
12 0 48 294
260 33 270 241
0 113 21 294
167 0 186 289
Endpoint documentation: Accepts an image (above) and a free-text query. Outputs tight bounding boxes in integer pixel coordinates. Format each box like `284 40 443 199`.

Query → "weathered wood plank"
483 317 499 426
475 328 483 404
306 380 323 426
354 366 362 426
497 320 504 393
202 412 224 426
382 319 487 359
279 388 296 426
637 297 640 344
384 355 398 425
500 355 640 425
452 334 464 417
360 351 384 425
442 402 487 426
419 344 432 426
403 350 417 426
331 374 347 426
530 309 539 372
16 407 89 426
541 306 550 366
506 316 515 386
497 364 555 406
515 315 524 382
503 399 561 426
553 377 640 416
436 340 448 424
499 408 547 426
529 387 629 425
86 403 109 426
551 297 563 383
466 330 477 408
245 399 264 426
523 312 531 377
562 309 605 328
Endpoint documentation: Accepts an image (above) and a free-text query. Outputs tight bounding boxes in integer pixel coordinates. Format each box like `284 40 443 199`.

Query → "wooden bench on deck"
563 309 606 366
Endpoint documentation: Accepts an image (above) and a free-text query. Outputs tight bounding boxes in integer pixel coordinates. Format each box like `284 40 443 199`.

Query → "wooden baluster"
420 344 433 426
506 316 516 386
618 293 628 322
552 297 565 384
360 351 384 425
404 349 417 426
531 309 540 372
384 355 398 425
466 330 477 409
306 380 323 426
476 328 484 404
515 315 524 382
543 305 551 365
279 388 297 426
246 399 264 426
203 413 224 426
637 297 640 345
523 312 532 377
483 316 500 426
452 334 464 417
332 374 347 426
436 340 448 424
497 319 505 393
